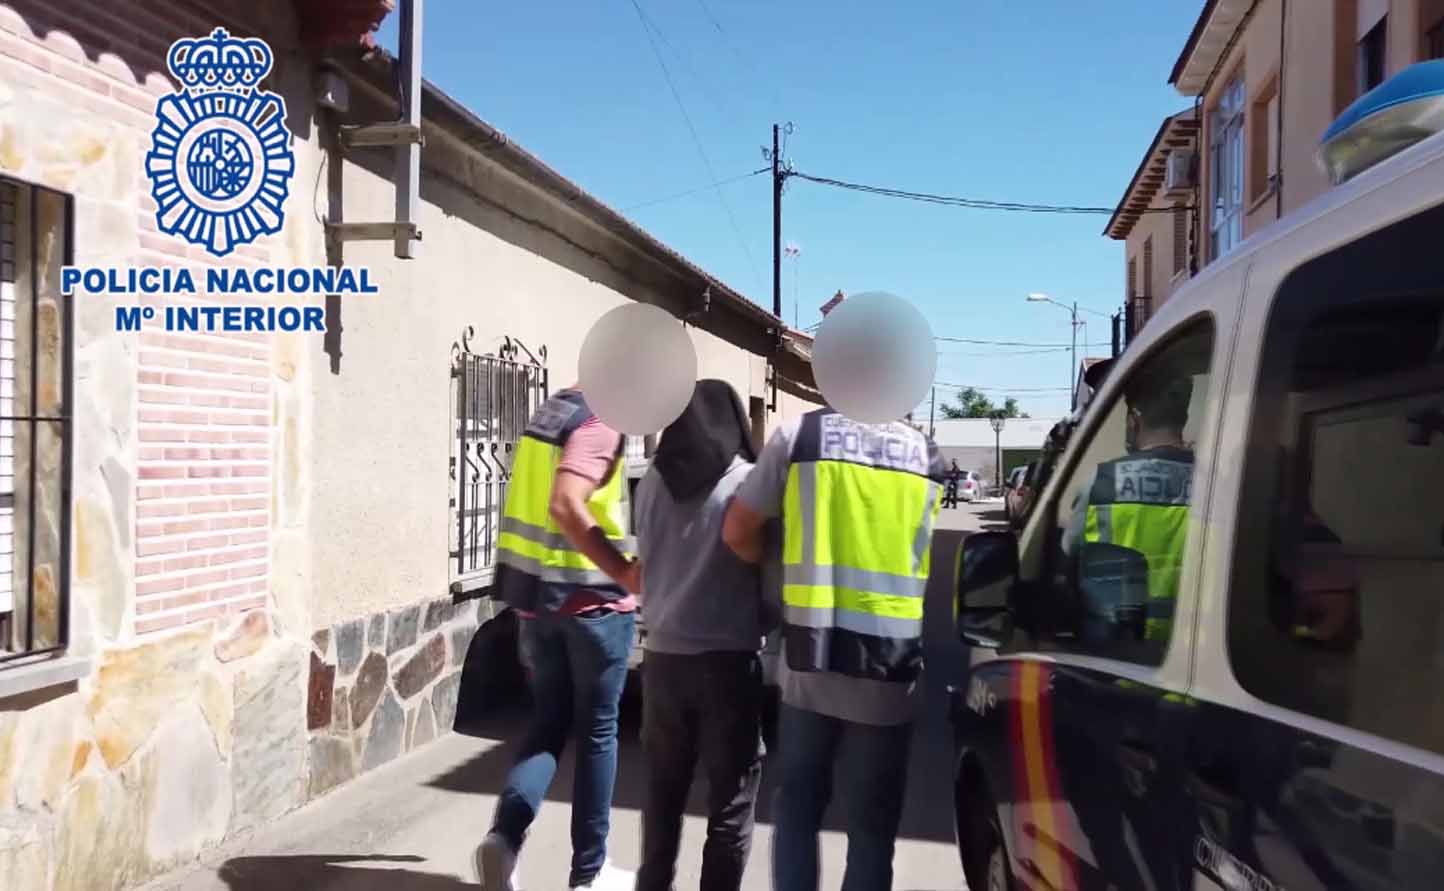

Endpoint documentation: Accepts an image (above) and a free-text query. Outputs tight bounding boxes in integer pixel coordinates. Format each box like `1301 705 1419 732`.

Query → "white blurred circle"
578 302 697 435
812 291 936 424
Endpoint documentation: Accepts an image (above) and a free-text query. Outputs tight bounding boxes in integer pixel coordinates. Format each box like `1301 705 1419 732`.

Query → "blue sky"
378 1 1201 416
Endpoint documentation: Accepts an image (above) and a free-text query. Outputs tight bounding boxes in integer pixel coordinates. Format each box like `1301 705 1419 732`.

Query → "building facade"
0 2 820 888
1109 0 1444 332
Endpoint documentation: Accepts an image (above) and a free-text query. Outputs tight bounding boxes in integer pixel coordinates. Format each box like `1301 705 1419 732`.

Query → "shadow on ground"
426 529 971 848
207 530 975 890
216 855 469 890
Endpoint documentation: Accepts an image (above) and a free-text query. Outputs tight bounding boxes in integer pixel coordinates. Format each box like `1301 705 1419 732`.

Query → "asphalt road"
143 502 1001 891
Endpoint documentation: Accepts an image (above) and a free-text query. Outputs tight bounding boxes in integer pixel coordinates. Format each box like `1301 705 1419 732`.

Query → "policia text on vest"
780 412 947 684
1079 445 1194 642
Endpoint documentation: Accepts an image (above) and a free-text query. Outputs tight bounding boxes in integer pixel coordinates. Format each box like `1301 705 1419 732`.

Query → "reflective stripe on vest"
1082 448 1193 641
493 390 629 612
780 410 944 683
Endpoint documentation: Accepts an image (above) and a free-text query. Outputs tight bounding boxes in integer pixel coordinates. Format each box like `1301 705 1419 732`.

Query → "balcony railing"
1126 296 1153 342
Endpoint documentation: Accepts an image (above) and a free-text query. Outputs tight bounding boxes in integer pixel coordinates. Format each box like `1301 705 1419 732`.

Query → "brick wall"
0 0 286 636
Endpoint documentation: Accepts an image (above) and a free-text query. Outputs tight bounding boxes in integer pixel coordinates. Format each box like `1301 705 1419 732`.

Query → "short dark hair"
1128 375 1192 429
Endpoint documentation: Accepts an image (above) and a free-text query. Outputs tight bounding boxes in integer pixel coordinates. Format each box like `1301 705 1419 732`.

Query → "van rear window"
1228 201 1444 757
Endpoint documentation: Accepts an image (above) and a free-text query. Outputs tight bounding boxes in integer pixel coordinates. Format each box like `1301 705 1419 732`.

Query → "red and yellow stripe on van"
1008 661 1081 891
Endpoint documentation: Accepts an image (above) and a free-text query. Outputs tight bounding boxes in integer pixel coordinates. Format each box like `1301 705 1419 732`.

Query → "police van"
951 63 1444 891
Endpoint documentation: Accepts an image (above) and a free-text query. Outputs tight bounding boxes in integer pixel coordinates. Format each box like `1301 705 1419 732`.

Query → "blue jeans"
771 704 913 891
491 609 636 887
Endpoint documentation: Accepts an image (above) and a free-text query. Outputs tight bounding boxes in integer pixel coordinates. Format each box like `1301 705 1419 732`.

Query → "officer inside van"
1064 370 1195 644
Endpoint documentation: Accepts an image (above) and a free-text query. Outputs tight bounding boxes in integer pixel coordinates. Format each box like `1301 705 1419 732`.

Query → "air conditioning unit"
1164 151 1197 194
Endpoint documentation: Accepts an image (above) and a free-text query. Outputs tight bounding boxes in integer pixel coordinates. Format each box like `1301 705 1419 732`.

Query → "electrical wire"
934 381 1075 393
694 0 785 117
620 168 769 213
936 336 1114 348
937 346 1073 358
629 0 765 293
791 170 1176 216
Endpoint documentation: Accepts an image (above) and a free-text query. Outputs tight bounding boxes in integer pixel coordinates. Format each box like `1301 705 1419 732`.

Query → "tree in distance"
938 387 1029 419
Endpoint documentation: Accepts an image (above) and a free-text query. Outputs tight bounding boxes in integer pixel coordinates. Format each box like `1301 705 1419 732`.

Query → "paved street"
142 502 1001 891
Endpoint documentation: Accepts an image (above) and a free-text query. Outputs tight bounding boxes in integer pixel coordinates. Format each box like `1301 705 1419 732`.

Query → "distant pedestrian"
633 380 767 891
723 408 946 891
943 460 961 508
476 384 640 891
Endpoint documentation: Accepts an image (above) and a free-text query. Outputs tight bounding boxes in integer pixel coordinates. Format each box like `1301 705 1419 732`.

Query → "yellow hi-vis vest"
493 389 630 613
1082 446 1194 641
780 410 946 683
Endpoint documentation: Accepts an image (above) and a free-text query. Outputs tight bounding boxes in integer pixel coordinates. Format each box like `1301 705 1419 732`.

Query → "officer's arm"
550 470 637 588
722 497 767 564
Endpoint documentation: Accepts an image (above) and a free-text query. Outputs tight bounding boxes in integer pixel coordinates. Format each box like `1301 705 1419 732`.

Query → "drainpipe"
1277 0 1287 218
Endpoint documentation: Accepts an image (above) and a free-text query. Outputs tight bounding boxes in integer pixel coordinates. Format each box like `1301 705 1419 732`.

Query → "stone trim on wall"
0 593 490 890
304 595 491 801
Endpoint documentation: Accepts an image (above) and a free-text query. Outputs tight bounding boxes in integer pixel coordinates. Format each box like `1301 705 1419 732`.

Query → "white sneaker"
474 832 521 891
570 860 634 890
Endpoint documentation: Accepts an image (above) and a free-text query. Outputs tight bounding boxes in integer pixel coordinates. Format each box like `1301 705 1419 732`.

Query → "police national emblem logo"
145 29 295 258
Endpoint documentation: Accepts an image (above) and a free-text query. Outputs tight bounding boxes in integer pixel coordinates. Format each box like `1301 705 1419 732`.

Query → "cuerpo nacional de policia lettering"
61 28 375 333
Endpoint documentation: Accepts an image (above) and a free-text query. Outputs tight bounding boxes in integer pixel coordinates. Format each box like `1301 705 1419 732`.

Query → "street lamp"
1027 292 1081 410
1026 293 1112 412
989 412 1007 497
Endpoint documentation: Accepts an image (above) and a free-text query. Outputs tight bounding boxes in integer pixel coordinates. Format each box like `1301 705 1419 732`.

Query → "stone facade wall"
0 1 820 889
304 595 492 800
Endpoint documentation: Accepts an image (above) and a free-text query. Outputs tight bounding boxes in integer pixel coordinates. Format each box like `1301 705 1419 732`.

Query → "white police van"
951 62 1444 891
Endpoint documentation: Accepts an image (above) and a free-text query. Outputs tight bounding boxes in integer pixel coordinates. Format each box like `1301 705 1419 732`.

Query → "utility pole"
772 123 782 319
928 387 936 439
1069 300 1079 411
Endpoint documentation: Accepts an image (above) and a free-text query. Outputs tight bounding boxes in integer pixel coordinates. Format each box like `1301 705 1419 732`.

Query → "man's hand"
617 559 643 597
550 469 634 587
722 496 767 564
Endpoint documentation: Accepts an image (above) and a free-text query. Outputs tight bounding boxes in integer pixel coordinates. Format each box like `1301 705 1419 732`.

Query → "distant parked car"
955 469 985 503
1003 462 1037 528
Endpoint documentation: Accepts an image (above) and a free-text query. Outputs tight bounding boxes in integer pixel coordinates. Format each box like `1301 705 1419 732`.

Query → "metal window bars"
0 177 74 665
450 329 548 580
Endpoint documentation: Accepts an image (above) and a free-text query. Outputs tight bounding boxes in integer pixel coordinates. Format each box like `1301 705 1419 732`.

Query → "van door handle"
1117 739 1158 770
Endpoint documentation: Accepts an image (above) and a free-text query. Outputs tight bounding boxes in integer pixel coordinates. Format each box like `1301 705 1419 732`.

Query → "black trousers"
637 650 764 891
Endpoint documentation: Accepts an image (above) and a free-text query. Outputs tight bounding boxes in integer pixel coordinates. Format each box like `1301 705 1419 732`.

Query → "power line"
620 168 769 213
938 346 1073 358
629 0 765 293
934 380 1075 393
694 0 784 116
790 170 1175 216
632 0 751 127
936 336 1114 348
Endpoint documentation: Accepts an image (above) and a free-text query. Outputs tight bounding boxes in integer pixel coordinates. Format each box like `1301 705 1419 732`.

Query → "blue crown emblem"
167 28 273 94
144 29 294 258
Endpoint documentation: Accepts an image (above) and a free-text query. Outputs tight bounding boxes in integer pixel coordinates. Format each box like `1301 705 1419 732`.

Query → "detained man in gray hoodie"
632 379 769 891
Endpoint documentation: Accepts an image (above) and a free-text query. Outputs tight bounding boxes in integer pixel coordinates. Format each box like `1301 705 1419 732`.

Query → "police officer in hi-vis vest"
723 408 945 891
1065 373 1195 643
475 386 641 891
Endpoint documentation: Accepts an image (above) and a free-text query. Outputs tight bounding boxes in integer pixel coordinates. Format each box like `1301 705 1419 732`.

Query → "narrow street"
139 503 1000 891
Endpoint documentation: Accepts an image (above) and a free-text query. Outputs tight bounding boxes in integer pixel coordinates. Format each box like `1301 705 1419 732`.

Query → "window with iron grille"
0 178 74 665
450 333 548 585
1127 256 1137 300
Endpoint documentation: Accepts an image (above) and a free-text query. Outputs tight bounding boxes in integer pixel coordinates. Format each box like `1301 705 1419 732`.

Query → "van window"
1228 203 1444 756
1026 320 1215 666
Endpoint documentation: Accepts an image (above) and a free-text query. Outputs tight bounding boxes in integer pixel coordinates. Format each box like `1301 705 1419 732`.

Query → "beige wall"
307 146 811 628
1124 196 1190 312
1199 0 1438 266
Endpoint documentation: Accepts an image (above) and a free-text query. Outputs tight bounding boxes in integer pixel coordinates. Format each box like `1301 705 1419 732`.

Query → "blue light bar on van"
1319 60 1444 185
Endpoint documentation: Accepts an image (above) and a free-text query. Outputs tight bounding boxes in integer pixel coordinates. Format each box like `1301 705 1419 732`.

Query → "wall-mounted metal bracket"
327 221 422 243
340 123 424 148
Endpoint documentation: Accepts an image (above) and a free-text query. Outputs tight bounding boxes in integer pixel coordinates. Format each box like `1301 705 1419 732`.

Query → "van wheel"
959 777 1012 891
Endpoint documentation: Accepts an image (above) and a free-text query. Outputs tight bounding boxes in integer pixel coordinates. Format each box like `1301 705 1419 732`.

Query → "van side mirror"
956 531 1019 648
